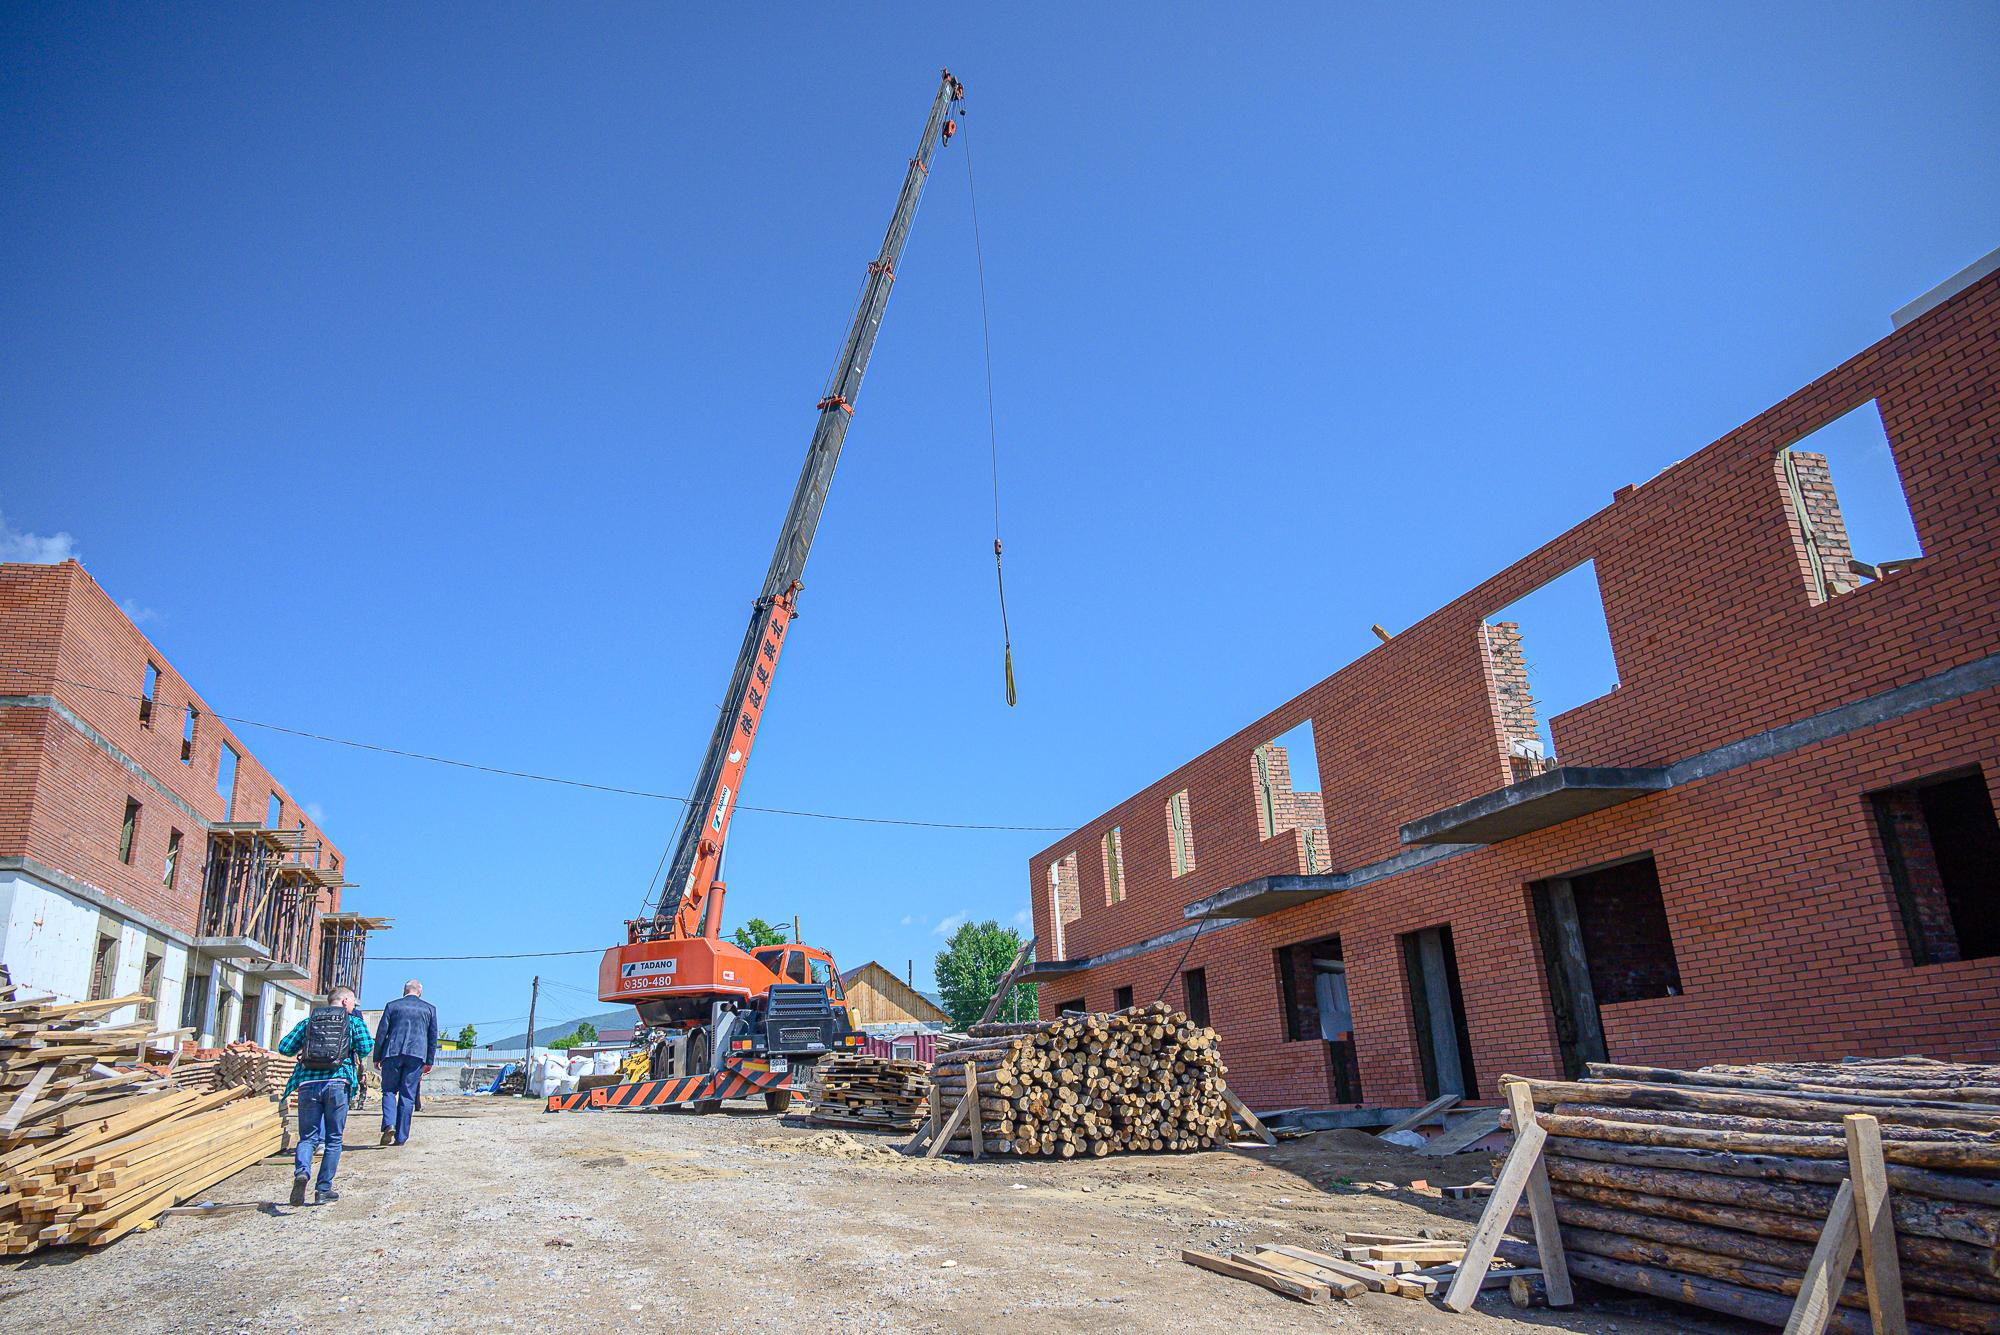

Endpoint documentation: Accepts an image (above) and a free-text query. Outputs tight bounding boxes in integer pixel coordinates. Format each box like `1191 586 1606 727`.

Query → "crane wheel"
764 1089 793 1113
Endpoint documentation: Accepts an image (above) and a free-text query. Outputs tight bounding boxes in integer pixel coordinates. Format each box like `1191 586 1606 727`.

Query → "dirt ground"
0 1094 1766 1334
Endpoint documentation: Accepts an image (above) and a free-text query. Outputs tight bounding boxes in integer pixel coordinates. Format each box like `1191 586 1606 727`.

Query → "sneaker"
315 1188 340 1205
381 1128 396 1146
289 1176 308 1207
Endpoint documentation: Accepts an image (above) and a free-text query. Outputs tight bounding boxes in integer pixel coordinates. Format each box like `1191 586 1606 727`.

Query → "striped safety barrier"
544 1061 792 1114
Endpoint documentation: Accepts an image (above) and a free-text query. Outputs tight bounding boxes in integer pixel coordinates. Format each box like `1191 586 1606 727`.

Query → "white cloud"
119 597 160 626
1011 908 1031 928
0 511 79 564
305 801 328 824
899 914 917 926
932 911 968 938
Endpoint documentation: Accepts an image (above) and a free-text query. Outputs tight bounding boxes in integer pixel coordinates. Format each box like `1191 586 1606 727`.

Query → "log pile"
1500 1057 2000 1334
917 1004 1232 1158
808 1053 929 1131
0 1086 284 1253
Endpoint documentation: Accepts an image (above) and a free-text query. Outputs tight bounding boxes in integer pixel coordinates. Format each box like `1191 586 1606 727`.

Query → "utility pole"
793 914 800 943
523 975 540 1095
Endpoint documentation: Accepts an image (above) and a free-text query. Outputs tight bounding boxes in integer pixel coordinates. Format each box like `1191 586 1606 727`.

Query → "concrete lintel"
246 960 309 981
1399 766 1670 846
1182 842 1479 922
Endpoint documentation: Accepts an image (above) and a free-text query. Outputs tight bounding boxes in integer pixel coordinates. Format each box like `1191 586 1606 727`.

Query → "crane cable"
961 114 1016 707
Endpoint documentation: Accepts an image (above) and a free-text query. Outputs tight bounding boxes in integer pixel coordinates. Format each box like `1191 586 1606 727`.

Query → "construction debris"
1185 1232 1538 1307
1453 1058 2000 1332
807 1053 929 1132
906 1004 1233 1159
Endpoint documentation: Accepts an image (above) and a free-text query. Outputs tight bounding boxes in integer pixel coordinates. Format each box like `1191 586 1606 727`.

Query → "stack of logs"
808 1053 930 1132
925 1004 1231 1158
1501 1058 2000 1334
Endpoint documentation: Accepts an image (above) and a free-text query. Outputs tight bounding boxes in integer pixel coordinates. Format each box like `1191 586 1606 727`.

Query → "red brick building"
0 560 389 1045
1024 258 2000 1114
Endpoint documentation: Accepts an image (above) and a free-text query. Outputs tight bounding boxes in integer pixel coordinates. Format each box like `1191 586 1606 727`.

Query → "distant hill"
482 1008 636 1051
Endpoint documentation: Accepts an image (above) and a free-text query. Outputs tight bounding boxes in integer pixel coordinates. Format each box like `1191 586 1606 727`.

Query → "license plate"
768 1057 789 1073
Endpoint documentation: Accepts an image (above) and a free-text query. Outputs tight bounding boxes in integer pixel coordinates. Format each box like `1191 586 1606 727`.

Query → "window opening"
1166 789 1197 877
141 951 164 1002
1046 853 1080 959
163 829 182 888
266 793 282 829
1274 934 1362 1103
1531 855 1682 1077
892 1040 916 1060
1112 984 1134 1012
89 933 119 1001
1780 400 1922 603
1053 997 1086 1016
1401 925 1476 1100
1483 561 1619 773
1101 828 1126 905
140 663 158 727
1872 768 2000 966
1182 967 1210 1028
181 707 196 763
216 743 239 810
1252 721 1329 872
118 799 140 864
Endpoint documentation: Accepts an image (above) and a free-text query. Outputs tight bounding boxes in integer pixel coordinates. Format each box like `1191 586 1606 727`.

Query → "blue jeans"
294 1078 350 1194
379 1055 423 1144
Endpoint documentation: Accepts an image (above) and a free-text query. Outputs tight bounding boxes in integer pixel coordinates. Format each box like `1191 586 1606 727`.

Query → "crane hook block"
816 394 854 415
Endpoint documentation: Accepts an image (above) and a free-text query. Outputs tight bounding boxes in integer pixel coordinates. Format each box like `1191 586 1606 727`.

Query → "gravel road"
0 1094 1761 1334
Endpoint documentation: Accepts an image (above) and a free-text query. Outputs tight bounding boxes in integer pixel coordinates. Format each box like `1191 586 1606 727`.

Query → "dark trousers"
380 1055 424 1143
294 1079 349 1193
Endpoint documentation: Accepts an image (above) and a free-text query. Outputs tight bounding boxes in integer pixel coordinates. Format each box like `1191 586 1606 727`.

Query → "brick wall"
0 561 347 952
1028 270 2000 1110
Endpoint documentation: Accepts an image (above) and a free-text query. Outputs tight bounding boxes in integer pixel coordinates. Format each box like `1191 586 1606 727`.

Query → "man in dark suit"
373 979 439 1147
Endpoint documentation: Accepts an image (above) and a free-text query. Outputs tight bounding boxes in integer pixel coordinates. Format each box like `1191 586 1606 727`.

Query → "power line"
373 946 603 961
2 663 1066 832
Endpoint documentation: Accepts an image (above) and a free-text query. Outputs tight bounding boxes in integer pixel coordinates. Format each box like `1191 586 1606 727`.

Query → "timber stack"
1 992 176 1151
1499 1057 2000 1334
216 1042 297 1098
920 1003 1231 1159
808 1053 930 1131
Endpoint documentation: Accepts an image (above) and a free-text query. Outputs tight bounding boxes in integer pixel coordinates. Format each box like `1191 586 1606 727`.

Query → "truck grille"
777 1026 822 1048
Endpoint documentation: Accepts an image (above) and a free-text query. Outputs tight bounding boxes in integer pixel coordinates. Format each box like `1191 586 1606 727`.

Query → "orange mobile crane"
573 71 966 1116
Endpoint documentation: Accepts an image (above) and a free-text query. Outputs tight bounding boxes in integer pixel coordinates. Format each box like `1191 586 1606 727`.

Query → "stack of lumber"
216 1042 295 1097
919 1004 1231 1158
1498 1057 2000 1333
169 1050 221 1093
808 1053 930 1131
0 994 173 1150
0 1085 284 1253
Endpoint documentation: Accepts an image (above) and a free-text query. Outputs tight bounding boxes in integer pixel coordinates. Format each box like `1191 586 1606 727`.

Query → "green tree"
457 1024 477 1049
933 920 1038 1030
730 917 788 950
548 1020 598 1052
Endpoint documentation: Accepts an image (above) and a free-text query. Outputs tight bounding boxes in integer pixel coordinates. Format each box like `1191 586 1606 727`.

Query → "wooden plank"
1221 1086 1275 1147
1365 1244 1467 1264
1509 1081 1574 1308
1443 1089 1550 1313
1246 1249 1367 1298
924 1084 973 1160
1339 1231 1430 1246
973 941 1034 1028
0 1066 55 1134
1253 1245 1394 1294
1181 1249 1326 1304
965 1062 982 1161
1413 1106 1504 1156
1781 1178 1860 1335
1379 1093 1460 1138
1844 1113 1908 1335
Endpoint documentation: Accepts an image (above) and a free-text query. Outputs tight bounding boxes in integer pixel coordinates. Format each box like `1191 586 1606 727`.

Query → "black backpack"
301 1006 353 1066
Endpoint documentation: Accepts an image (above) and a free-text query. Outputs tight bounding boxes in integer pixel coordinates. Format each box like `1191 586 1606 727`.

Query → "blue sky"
4 6 1995 1036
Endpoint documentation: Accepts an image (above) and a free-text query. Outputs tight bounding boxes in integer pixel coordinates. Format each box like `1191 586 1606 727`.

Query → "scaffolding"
317 912 392 998
195 823 344 979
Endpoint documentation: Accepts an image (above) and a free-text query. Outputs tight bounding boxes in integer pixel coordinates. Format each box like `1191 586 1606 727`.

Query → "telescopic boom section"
633 70 966 946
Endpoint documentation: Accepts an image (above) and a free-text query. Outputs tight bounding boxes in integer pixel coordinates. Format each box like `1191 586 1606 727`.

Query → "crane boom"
635 69 965 945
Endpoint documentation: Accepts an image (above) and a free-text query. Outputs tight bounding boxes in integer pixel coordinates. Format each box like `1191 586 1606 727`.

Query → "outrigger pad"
585 1063 795 1113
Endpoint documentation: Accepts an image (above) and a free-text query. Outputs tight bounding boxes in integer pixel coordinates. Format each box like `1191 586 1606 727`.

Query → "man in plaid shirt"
276 985 374 1205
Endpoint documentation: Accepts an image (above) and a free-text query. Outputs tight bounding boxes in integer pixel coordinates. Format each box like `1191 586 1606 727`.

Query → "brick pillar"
1485 621 1545 779
1787 450 1858 598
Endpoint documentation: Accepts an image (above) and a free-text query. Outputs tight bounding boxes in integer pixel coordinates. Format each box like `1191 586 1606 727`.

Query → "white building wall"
0 870 104 1003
